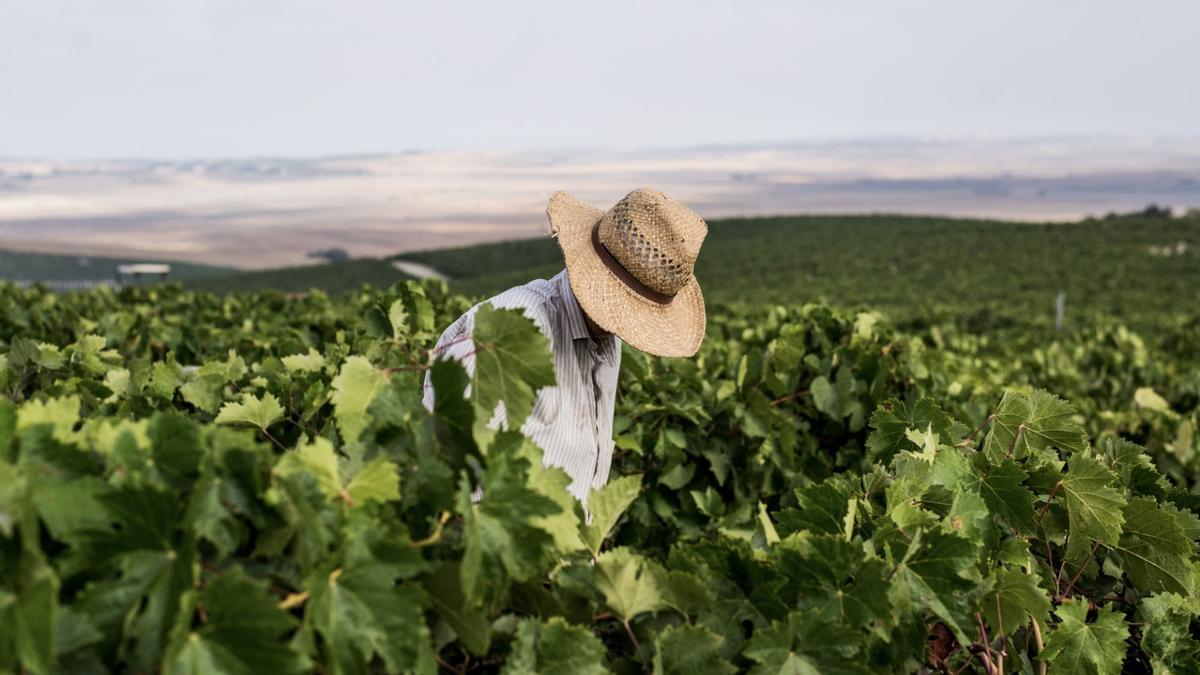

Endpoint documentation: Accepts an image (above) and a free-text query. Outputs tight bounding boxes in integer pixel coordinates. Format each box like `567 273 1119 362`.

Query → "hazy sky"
3 0 1197 159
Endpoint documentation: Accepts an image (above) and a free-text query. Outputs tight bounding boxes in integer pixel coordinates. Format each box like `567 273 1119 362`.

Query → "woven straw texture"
547 187 707 357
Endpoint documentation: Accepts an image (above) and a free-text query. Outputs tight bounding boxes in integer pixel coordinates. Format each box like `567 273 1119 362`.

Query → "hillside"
186 259 414 294
392 213 1200 330
0 249 231 283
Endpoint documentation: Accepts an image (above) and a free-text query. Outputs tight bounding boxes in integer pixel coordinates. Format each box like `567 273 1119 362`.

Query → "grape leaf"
969 455 1037 534
281 349 325 373
148 360 185 400
653 624 736 675
459 433 562 608
888 529 978 644
1097 438 1156 489
304 516 433 675
904 424 939 463
502 617 608 675
471 303 556 430
1060 456 1126 558
1040 601 1129 675
76 485 196 671
275 438 341 500
275 438 399 508
526 460 586 554
743 611 872 675
810 375 838 418
775 477 854 537
657 569 713 619
32 342 64 370
163 569 307 675
591 547 666 622
344 456 400 506
427 358 478 465
423 563 491 656
264 466 336 570
0 555 59 675
775 533 892 628
0 400 14 462
180 353 247 415
331 357 390 444
185 472 243 560
1115 497 1194 595
582 474 642 556
214 393 284 430
181 375 225 414
16 395 81 446
984 390 1087 459
28 475 108 543
391 282 436 342
980 567 1050 635
68 335 119 375
867 397 955 461
386 299 409 339
1138 593 1200 673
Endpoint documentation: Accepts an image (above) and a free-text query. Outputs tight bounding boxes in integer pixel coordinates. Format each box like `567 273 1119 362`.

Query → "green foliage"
503 617 608 675
1040 601 1130 675
215 392 285 429
330 357 389 444
582 474 642 556
2 277 1200 673
163 569 308 675
470 303 556 429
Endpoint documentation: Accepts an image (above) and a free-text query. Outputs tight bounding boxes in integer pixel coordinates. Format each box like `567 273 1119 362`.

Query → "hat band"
591 221 676 305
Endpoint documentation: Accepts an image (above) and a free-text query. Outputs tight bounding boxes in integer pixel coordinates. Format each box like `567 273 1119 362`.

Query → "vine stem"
382 334 478 375
994 593 1007 674
383 365 428 374
1006 423 1026 456
622 619 645 665
1035 480 1065 596
430 333 474 356
957 414 996 447
1045 537 1060 597
1031 617 1047 675
975 613 998 675
1036 481 1063 527
277 591 309 610
1059 540 1102 599
259 425 287 451
410 511 453 548
769 389 809 406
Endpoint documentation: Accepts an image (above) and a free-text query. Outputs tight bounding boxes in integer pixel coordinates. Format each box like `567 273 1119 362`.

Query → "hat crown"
597 188 707 296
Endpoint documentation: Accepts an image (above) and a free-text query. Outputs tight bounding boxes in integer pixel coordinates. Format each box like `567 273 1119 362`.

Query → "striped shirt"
421 269 621 505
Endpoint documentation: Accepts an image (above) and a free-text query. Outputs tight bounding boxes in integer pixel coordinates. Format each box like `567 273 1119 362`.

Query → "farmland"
2 211 1200 673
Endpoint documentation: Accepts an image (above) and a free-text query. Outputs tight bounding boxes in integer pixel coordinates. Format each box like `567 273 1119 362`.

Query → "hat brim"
547 191 706 358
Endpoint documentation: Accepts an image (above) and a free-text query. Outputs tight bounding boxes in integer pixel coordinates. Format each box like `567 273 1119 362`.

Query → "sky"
2 0 1198 160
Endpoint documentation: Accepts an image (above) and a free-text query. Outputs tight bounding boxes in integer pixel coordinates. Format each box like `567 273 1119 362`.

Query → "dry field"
1 138 1198 268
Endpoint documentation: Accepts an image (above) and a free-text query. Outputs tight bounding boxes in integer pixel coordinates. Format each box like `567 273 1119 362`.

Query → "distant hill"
187 259 414 294
0 249 231 284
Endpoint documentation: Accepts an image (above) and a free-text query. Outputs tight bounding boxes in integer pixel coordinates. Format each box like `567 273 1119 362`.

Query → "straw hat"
547 187 707 357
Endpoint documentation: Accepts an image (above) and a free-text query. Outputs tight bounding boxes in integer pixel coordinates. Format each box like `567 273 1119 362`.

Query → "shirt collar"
557 270 592 343
557 270 618 365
